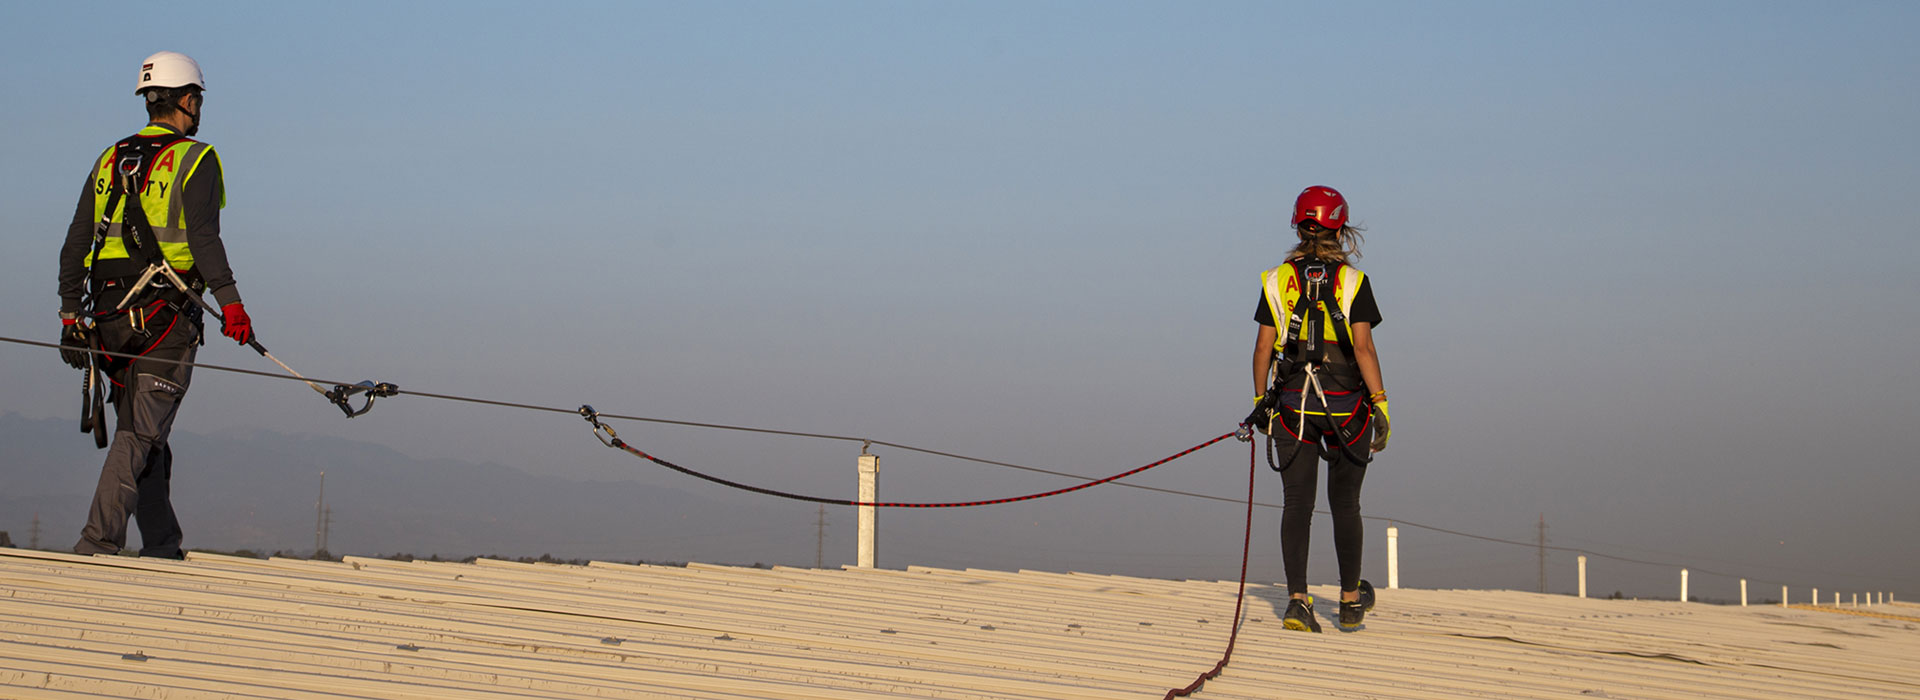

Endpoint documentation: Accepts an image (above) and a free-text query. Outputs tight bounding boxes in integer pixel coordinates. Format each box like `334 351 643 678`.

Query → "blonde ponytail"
1288 224 1365 262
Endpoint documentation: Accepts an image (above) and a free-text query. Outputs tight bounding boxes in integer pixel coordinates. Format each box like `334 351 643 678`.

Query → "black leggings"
1280 448 1367 596
1272 401 1372 597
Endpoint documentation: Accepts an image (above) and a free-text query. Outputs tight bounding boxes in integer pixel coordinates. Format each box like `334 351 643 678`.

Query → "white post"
1813 588 1819 606
1780 585 1788 608
1680 569 1689 603
1833 592 1840 607
1577 555 1588 599
1740 579 1748 607
856 453 879 568
1851 593 1858 607
1386 525 1400 590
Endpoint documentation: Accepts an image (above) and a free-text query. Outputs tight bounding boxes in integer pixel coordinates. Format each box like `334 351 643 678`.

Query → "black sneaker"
1338 600 1365 629
1338 580 1376 630
1283 596 1322 633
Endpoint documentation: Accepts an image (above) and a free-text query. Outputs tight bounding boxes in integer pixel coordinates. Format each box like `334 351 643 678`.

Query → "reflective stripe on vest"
84 126 221 271
1261 259 1365 353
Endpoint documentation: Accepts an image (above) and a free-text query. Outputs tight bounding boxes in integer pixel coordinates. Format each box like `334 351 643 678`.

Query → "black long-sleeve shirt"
59 125 240 315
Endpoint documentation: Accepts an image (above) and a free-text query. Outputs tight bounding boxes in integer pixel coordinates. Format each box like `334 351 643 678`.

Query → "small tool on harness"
83 368 108 448
72 318 109 450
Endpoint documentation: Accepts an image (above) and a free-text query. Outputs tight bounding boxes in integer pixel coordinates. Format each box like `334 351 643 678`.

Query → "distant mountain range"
0 412 785 563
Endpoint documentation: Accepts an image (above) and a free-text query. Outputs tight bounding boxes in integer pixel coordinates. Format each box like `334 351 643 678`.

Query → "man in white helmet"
57 51 256 558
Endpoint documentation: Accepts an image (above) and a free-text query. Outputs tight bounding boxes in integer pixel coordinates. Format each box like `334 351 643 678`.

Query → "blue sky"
3 1 1917 598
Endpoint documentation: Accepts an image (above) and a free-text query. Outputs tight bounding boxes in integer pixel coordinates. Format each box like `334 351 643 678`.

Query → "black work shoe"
1338 600 1365 629
1338 580 1376 630
1283 596 1322 633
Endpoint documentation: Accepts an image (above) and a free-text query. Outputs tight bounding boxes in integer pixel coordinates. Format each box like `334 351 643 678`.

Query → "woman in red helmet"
1245 185 1391 632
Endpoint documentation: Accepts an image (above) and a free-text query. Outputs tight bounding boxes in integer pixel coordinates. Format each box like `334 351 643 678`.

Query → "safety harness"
1259 257 1374 469
75 133 200 446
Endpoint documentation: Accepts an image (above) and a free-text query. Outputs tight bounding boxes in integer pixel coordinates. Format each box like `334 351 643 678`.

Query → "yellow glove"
1242 391 1278 440
1370 399 1391 452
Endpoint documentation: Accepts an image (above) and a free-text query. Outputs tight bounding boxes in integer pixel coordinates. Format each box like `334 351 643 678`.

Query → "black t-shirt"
1254 275 1382 328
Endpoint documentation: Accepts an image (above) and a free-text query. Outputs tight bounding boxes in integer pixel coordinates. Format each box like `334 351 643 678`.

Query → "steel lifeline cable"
9 335 1265 695
14 335 1882 694
2 334 1839 582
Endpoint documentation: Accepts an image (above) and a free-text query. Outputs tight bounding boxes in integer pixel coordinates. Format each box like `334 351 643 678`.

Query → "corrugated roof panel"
2 548 1914 699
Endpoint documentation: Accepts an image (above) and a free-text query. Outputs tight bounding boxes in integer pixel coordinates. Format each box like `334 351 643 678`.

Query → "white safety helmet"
136 51 206 96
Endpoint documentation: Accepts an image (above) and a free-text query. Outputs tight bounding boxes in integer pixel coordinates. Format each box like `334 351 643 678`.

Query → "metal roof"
1 547 1914 699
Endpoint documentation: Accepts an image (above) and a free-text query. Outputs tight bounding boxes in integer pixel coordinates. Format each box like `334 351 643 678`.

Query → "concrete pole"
1813 587 1819 606
1851 593 1858 607
1740 579 1748 607
1680 569 1689 603
1833 592 1840 607
857 453 879 568
1780 585 1788 608
1386 525 1400 590
1577 555 1587 599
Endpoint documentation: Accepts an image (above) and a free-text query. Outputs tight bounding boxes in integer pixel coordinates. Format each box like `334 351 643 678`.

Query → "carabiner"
579 405 619 447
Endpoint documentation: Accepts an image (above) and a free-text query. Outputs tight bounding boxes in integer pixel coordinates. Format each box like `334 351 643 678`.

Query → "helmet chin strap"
178 101 200 137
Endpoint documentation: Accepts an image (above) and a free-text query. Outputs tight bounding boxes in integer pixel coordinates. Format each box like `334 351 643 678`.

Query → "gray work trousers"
74 302 198 558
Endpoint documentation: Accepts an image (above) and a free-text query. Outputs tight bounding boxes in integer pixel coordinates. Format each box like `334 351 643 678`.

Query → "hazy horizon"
3 2 1915 601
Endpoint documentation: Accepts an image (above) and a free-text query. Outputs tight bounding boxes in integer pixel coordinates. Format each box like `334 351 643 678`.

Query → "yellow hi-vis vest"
1260 258 1366 354
84 125 225 272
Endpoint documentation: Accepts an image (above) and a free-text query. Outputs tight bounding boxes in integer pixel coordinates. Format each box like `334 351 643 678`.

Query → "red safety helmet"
1292 186 1349 230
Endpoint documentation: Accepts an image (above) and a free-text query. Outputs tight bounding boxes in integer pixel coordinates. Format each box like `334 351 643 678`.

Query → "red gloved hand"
221 302 254 344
